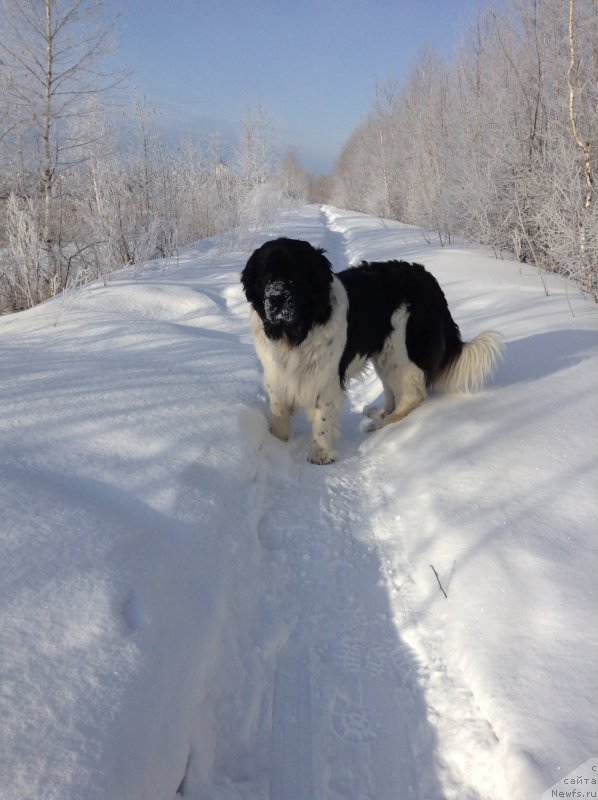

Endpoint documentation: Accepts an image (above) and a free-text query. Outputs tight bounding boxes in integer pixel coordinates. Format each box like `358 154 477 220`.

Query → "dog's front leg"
270 402 295 441
264 380 295 441
307 396 342 465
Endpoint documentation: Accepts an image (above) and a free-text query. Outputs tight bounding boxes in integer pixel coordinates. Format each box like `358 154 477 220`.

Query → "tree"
329 0 597 298
235 103 283 229
236 102 276 188
0 0 125 301
566 0 595 291
277 148 310 201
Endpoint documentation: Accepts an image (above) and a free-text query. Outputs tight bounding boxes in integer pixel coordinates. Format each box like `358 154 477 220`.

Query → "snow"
1 204 596 800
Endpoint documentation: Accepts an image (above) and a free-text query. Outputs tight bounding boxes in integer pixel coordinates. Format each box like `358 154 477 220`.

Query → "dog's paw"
308 447 335 465
361 418 381 433
270 420 291 441
364 404 382 419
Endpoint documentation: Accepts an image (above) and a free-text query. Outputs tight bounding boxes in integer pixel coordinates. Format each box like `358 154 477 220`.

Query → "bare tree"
235 103 284 229
276 148 310 202
567 0 595 291
236 102 276 188
0 0 125 301
329 0 597 299
371 79 401 219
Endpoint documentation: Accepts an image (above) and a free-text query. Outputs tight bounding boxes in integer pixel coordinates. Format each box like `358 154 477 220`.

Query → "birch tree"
0 0 124 302
566 0 596 291
330 0 597 298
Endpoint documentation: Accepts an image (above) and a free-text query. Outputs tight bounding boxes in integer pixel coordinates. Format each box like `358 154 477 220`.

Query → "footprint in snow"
121 591 145 633
331 693 380 743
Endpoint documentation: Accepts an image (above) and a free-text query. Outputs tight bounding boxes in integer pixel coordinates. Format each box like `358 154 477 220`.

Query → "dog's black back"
337 260 463 387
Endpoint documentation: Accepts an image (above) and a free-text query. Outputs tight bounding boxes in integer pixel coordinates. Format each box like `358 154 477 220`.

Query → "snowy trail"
214 209 504 800
1 204 596 800
239 423 442 800
225 208 510 800
209 210 446 799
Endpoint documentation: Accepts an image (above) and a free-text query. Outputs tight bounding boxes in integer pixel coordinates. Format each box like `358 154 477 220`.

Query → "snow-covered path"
231 417 443 800
1 206 596 800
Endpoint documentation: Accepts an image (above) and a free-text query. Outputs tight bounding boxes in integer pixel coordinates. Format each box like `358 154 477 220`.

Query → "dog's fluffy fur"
241 237 503 464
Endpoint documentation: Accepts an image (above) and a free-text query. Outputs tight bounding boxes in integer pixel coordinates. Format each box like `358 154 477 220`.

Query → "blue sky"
112 0 482 173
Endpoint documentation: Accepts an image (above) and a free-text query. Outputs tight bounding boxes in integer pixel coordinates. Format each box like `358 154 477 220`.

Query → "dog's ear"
240 248 262 304
312 246 333 282
306 245 334 295
300 244 333 326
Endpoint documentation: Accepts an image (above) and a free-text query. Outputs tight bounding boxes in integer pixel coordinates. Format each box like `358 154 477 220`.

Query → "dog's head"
241 238 334 345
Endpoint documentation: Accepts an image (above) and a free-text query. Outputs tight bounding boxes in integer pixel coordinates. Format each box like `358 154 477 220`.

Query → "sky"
110 0 483 173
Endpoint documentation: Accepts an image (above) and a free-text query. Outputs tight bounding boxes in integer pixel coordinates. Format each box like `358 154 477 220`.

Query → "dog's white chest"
250 278 349 408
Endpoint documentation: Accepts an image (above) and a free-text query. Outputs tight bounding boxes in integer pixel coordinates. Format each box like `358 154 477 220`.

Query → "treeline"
330 0 597 298
0 101 308 314
0 1 310 314
2 0 595 313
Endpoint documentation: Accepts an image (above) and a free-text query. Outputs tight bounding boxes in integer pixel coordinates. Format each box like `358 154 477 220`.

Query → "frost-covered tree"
277 148 310 202
235 103 290 230
236 103 275 188
0 0 124 306
0 10 304 313
330 0 597 298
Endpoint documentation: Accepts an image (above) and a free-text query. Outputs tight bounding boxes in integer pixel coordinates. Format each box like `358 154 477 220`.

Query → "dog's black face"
241 238 334 346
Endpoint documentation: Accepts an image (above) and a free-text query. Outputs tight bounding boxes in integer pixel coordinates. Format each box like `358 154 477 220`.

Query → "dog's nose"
268 293 285 309
265 280 288 297
264 281 295 322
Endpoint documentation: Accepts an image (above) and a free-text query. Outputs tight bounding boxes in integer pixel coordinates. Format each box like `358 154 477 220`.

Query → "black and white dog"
241 237 503 464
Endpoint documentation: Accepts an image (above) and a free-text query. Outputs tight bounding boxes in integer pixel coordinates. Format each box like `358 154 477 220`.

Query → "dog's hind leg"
364 313 427 432
364 362 427 431
364 366 395 420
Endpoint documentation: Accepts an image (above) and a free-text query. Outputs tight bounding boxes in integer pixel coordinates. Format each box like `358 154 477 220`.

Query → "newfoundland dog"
241 237 503 464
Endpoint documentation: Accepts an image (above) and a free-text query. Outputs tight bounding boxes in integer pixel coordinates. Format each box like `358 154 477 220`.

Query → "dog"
241 237 503 464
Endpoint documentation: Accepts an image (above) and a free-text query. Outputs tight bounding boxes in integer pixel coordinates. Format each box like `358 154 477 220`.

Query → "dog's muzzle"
264 281 296 323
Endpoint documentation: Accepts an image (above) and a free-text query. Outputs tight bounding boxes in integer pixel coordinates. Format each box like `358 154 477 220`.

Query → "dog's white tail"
437 331 504 394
